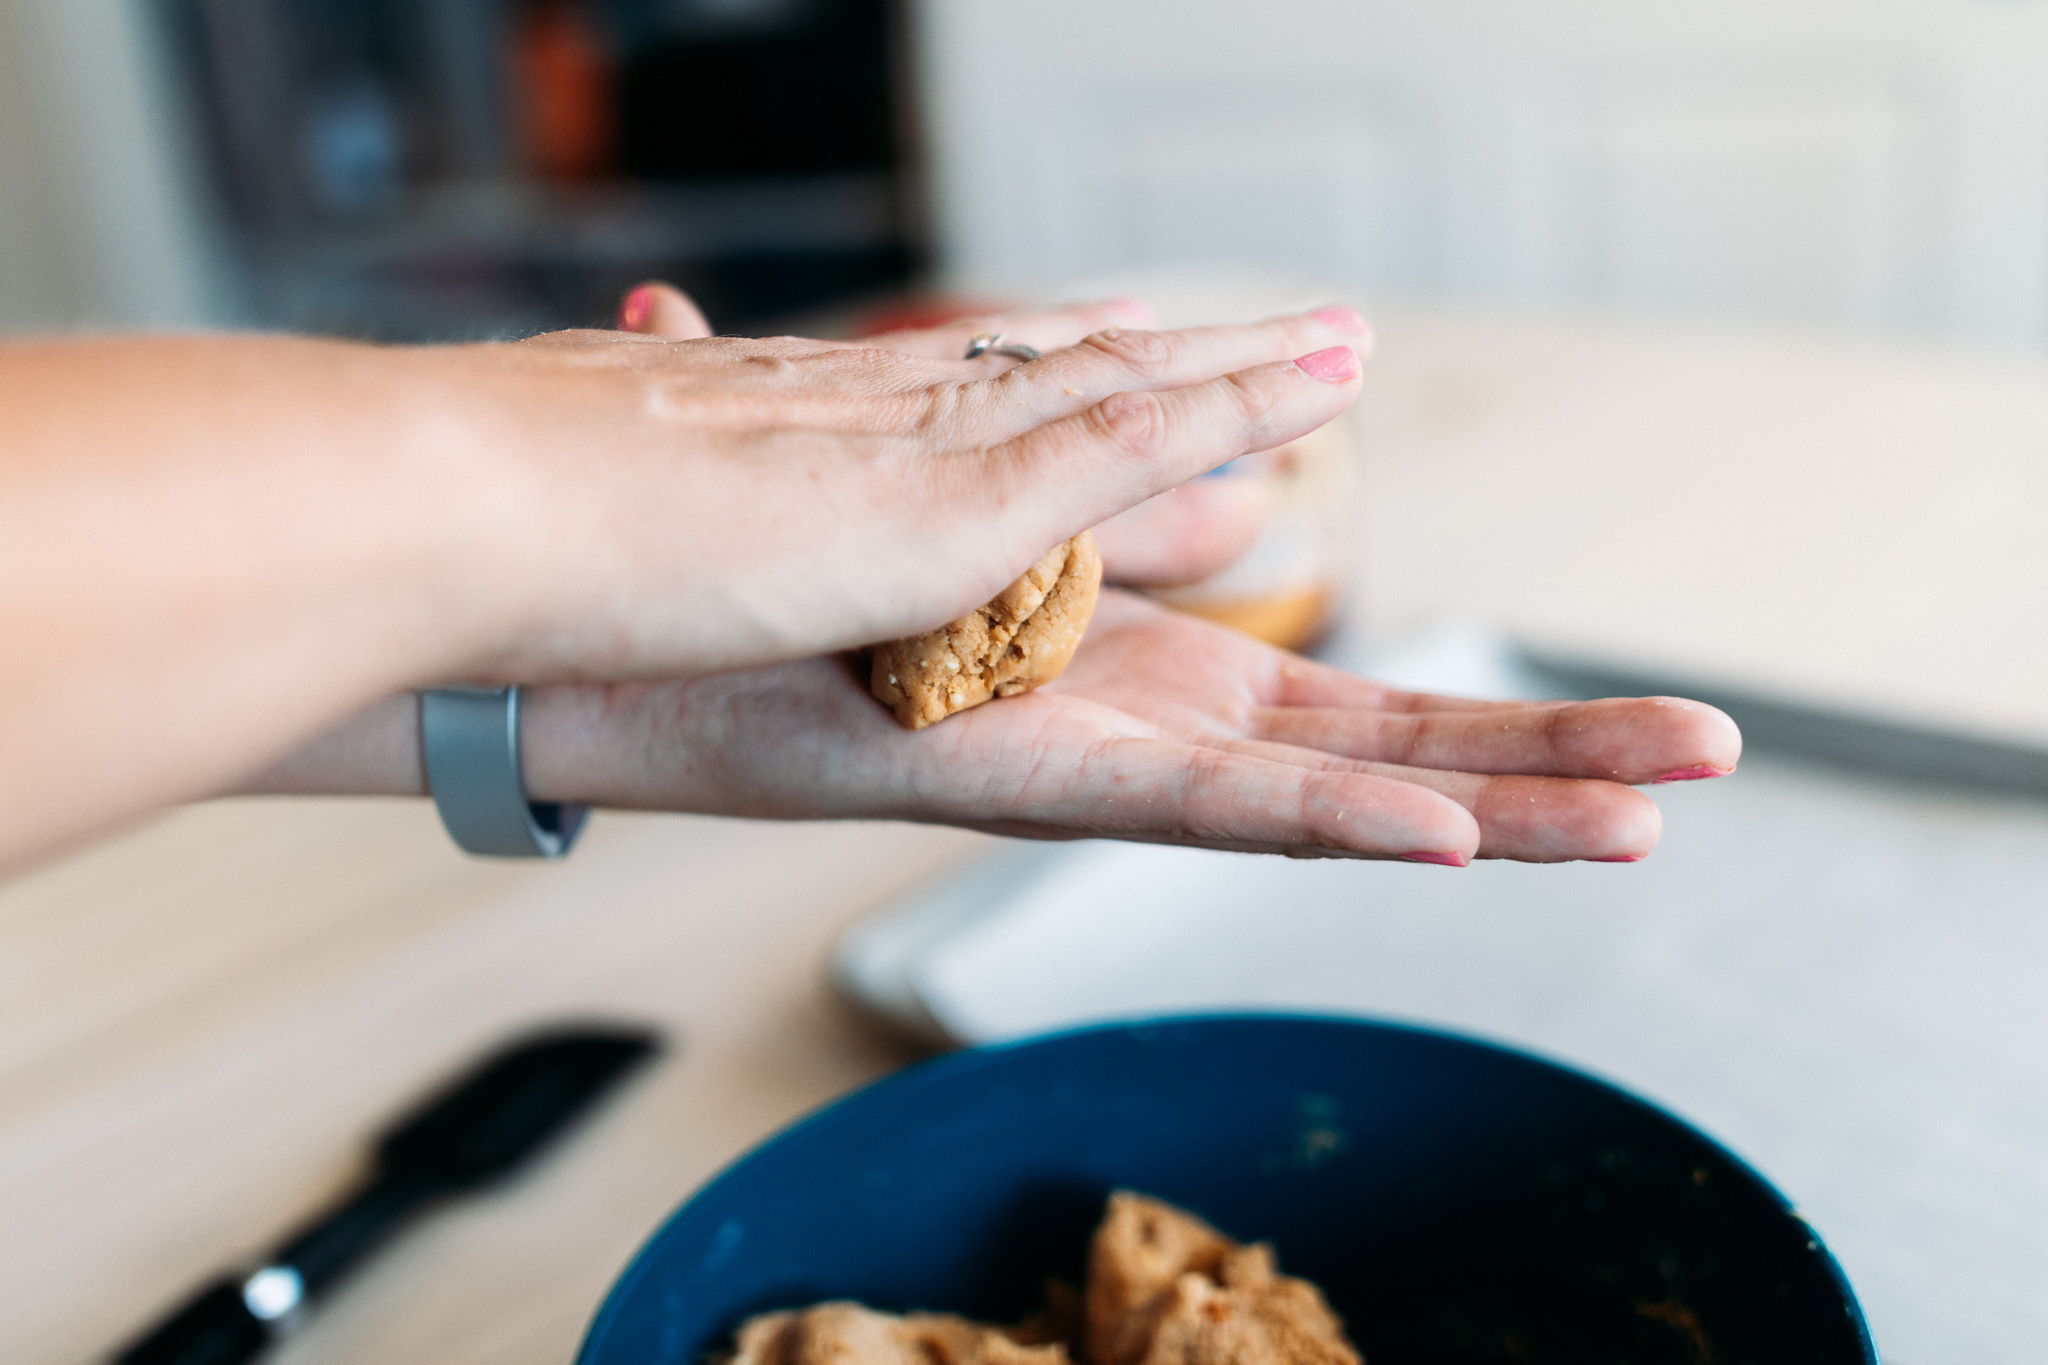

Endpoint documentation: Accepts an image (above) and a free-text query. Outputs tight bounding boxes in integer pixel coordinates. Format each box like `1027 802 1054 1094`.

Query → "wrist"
232 694 425 796
231 684 610 806
388 346 572 686
514 683 624 805
414 338 780 687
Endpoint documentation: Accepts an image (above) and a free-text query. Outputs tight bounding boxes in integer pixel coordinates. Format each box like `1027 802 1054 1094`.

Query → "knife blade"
110 1023 662 1365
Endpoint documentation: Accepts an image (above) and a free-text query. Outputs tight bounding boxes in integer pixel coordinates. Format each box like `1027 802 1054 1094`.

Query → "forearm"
0 336 519 867
233 694 427 796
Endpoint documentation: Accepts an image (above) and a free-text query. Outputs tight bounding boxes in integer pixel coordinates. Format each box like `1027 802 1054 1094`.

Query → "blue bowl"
579 1015 1873 1365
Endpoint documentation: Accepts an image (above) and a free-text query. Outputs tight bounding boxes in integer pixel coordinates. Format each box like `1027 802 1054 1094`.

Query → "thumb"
1092 476 1266 588
617 281 713 338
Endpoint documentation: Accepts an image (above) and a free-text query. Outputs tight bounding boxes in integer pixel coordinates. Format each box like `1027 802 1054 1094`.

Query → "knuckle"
1540 704 1580 762
913 381 975 442
1386 715 1424 767
740 352 800 381
1089 389 1171 462
1225 370 1282 425
1081 326 1175 378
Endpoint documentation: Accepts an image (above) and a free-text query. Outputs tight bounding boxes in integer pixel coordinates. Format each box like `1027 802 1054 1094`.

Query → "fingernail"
1295 345 1359 382
1594 854 1646 863
1653 764 1733 783
618 285 655 331
1402 851 1469 867
1310 304 1367 334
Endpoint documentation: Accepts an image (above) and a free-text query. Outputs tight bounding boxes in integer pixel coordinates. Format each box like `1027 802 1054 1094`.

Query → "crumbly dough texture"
727 1302 1071 1365
723 1193 1360 1365
1086 1192 1361 1365
869 532 1101 730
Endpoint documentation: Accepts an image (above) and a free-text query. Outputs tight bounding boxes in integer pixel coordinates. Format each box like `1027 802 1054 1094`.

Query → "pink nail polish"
1402 851 1469 867
1310 304 1367 334
619 286 655 331
1593 854 1645 863
1295 346 1359 382
1653 764 1733 783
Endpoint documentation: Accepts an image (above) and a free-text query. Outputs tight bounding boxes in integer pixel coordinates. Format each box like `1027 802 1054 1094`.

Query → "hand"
0 286 1356 867
510 591 1741 864
614 283 1308 592
251 287 1731 863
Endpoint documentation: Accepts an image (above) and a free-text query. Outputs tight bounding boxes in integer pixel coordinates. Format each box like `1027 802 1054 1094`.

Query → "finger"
1263 654 1531 713
960 305 1372 434
1256 648 1729 756
1252 695 1743 784
618 281 712 338
1211 738 1663 862
991 350 1361 541
1092 477 1265 588
931 725 1479 864
870 297 1154 362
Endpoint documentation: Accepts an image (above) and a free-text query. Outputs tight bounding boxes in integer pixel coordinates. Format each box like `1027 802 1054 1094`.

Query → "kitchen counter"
1353 310 2048 746
0 803 982 1365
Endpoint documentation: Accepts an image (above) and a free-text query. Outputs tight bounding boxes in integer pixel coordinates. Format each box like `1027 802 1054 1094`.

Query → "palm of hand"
573 592 1736 864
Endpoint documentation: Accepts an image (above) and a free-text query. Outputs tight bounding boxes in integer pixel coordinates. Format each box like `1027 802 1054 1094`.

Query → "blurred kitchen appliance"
156 0 922 339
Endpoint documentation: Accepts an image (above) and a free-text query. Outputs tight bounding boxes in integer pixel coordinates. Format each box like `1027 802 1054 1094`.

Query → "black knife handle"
109 1167 441 1365
274 1165 444 1296
109 1025 661 1365
111 1277 271 1365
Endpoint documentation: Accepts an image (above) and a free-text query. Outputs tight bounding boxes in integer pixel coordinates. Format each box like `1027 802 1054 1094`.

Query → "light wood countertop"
1354 311 2048 746
1 802 985 1364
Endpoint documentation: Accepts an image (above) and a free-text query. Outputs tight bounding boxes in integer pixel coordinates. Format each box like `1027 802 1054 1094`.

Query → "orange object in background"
1168 584 1337 654
511 0 617 182
1145 420 1361 653
851 295 1019 337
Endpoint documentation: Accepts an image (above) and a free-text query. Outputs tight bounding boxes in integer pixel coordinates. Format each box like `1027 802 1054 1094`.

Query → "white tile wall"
916 0 2048 347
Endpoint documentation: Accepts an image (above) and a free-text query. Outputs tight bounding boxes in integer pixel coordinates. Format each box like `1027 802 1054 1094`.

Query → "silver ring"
964 331 1041 362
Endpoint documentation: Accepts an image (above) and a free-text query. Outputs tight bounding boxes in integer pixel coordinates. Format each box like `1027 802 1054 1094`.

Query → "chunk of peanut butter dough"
869 532 1101 730
1086 1193 1362 1365
728 1302 1072 1365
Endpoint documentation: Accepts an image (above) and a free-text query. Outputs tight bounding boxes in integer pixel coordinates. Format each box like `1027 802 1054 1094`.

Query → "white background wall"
915 0 2048 348
0 0 217 332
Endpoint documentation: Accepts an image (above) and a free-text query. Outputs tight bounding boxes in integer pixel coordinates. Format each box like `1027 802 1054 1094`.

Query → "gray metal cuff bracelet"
419 687 587 858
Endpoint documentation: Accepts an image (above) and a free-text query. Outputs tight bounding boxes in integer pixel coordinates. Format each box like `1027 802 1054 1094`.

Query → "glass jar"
1145 412 1361 653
